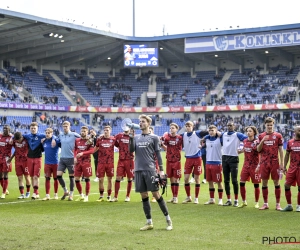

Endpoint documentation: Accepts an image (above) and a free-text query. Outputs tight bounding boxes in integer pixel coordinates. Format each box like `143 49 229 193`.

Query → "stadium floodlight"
107 57 111 60
215 55 218 57
58 35 63 38
49 33 54 36
54 34 58 37
265 51 269 54
160 47 163 50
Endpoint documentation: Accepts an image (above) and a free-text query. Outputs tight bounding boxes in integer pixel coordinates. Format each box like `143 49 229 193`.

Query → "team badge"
272 136 276 139
213 36 229 51
110 140 113 142
6 139 9 142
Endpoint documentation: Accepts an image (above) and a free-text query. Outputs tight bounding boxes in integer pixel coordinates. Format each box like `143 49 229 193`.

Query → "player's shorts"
97 163 114 178
0 161 12 173
260 161 280 180
134 170 159 193
117 159 134 178
166 161 181 179
240 165 261 184
285 167 300 186
58 158 74 175
15 160 29 176
44 164 58 178
27 157 42 177
184 157 202 175
74 162 92 177
206 164 223 182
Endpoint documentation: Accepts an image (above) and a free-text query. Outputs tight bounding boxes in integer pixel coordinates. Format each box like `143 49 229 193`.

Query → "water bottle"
278 169 283 180
238 142 244 151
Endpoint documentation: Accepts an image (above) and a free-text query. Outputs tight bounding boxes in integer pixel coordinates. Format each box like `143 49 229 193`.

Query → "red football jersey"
0 134 13 162
286 139 300 169
258 132 283 163
162 133 183 162
13 138 29 162
96 136 116 164
115 133 134 160
243 138 259 167
75 138 94 161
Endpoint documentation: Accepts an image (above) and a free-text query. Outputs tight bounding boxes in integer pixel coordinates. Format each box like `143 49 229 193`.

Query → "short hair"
208 125 217 130
264 117 274 124
185 121 194 127
14 131 22 140
149 126 154 131
30 122 38 127
139 114 152 124
245 126 258 136
45 128 53 133
81 126 88 130
62 121 70 126
104 125 111 130
170 123 179 130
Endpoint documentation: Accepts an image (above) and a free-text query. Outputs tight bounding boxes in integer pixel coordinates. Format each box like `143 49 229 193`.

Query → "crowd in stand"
40 96 58 105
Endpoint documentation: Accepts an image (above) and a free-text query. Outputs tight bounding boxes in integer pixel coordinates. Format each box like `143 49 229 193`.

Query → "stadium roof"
1 8 300 68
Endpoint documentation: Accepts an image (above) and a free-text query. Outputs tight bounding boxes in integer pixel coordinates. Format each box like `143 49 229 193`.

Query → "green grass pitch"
1 152 300 250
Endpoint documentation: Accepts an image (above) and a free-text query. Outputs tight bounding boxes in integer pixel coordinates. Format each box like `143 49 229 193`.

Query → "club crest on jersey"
35 137 38 140
110 140 113 142
6 139 9 142
176 138 179 142
272 136 276 139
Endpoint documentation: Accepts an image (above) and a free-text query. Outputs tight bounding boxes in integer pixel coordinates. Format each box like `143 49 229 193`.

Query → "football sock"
174 183 179 197
195 184 200 198
285 188 291 204
75 180 82 194
254 184 260 202
157 196 169 216
209 188 215 199
69 176 74 192
19 186 24 194
114 180 120 198
57 175 66 190
85 178 90 196
184 183 191 197
275 185 281 203
45 177 51 194
54 178 59 193
142 197 151 219
240 183 246 201
262 186 268 203
218 189 223 200
126 180 132 197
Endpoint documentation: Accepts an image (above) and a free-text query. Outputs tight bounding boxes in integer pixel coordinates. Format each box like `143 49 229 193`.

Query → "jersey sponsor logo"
15 143 24 148
101 143 113 148
137 141 150 147
291 146 300 151
264 140 275 146
120 139 129 144
0 142 6 146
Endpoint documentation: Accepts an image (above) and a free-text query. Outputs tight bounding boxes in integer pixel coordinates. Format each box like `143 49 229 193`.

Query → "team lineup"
0 115 300 231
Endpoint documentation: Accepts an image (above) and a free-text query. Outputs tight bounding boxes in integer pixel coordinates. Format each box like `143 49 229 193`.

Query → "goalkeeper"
129 114 172 231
